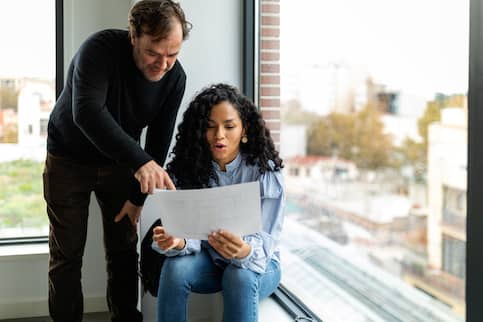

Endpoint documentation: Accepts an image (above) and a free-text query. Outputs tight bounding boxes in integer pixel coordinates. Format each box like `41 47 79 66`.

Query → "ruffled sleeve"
231 166 285 273
260 162 284 199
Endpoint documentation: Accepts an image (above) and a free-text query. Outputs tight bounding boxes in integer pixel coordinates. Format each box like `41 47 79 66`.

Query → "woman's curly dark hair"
166 83 283 189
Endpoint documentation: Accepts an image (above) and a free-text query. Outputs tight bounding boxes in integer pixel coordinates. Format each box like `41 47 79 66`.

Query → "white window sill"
0 243 49 259
260 297 294 322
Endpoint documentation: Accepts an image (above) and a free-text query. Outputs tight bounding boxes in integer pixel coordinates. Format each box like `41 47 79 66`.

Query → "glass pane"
278 0 467 321
0 0 55 238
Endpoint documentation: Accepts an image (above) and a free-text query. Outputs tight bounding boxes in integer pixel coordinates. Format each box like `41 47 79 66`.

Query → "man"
43 1 191 321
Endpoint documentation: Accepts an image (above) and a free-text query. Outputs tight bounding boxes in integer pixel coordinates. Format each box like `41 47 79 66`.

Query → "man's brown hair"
128 0 192 40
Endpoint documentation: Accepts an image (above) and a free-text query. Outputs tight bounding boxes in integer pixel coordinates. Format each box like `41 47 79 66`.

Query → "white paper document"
151 181 262 239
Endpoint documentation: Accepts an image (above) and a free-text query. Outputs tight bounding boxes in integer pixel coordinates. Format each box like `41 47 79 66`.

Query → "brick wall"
259 0 281 148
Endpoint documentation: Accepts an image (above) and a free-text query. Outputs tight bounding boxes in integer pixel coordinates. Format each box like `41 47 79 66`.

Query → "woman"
152 83 284 322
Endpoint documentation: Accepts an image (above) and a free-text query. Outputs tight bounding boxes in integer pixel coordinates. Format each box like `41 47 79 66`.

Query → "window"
0 0 56 239
40 119 49 137
443 235 465 279
443 186 466 230
256 0 468 320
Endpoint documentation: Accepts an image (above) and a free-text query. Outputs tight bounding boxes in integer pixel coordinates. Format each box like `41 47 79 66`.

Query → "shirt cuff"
230 245 255 267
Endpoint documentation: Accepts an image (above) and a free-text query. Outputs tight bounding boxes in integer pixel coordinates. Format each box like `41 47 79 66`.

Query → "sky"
0 0 470 98
0 0 55 79
280 0 470 100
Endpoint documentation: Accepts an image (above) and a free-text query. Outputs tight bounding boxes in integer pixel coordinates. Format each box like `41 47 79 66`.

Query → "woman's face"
206 101 245 171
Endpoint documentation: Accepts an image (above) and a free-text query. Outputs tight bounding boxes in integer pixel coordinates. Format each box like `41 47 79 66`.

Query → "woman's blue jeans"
156 248 281 322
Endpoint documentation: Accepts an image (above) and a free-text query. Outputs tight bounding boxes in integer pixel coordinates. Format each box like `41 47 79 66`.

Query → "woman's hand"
153 226 185 251
208 230 251 260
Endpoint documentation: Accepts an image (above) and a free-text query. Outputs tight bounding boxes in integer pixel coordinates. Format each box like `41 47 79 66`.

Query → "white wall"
169 0 242 155
0 0 242 320
178 0 242 100
63 0 134 70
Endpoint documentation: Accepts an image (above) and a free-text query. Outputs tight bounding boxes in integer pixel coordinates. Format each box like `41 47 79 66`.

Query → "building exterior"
17 80 54 146
279 124 306 159
285 155 358 182
0 108 17 142
0 77 54 161
405 107 467 315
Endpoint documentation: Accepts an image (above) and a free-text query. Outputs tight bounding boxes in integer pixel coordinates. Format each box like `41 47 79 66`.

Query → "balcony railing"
403 263 465 301
442 208 466 231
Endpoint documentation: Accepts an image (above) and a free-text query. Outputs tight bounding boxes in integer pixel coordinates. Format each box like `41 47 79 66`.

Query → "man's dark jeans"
43 153 143 322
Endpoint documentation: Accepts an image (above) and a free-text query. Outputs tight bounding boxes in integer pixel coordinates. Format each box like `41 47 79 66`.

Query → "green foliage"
307 104 393 170
0 87 19 111
282 99 320 125
399 138 425 165
2 124 18 143
297 93 466 176
355 104 393 169
0 160 47 230
417 101 441 148
307 112 356 156
418 93 465 147
396 93 466 182
396 138 427 182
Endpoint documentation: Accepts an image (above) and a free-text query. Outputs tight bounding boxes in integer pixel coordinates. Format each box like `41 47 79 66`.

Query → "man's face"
131 22 183 82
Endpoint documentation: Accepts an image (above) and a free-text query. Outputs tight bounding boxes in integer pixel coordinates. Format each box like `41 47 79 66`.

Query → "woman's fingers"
153 226 170 245
208 231 242 259
218 230 244 247
157 236 176 250
153 226 183 250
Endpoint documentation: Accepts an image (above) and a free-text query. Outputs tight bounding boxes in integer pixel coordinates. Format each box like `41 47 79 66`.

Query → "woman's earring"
241 136 248 143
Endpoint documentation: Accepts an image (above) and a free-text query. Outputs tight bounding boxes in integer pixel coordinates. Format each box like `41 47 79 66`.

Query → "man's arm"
72 33 153 171
117 73 185 225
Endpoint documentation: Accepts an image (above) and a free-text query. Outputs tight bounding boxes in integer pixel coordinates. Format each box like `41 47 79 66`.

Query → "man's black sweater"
47 29 186 205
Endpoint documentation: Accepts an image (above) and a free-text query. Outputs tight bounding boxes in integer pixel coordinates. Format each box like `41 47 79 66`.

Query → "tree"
397 93 465 182
3 124 18 143
354 104 393 169
307 104 393 169
397 137 426 182
307 112 356 158
281 99 320 125
417 100 441 151
0 87 19 112
418 93 465 147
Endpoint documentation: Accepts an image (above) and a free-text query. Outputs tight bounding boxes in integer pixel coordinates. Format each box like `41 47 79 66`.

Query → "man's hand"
153 226 185 251
208 230 251 260
134 160 176 194
114 200 142 226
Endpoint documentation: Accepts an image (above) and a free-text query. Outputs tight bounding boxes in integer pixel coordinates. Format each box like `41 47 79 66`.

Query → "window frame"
466 0 482 320
0 0 62 245
55 0 64 99
243 0 258 102
244 1 319 321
